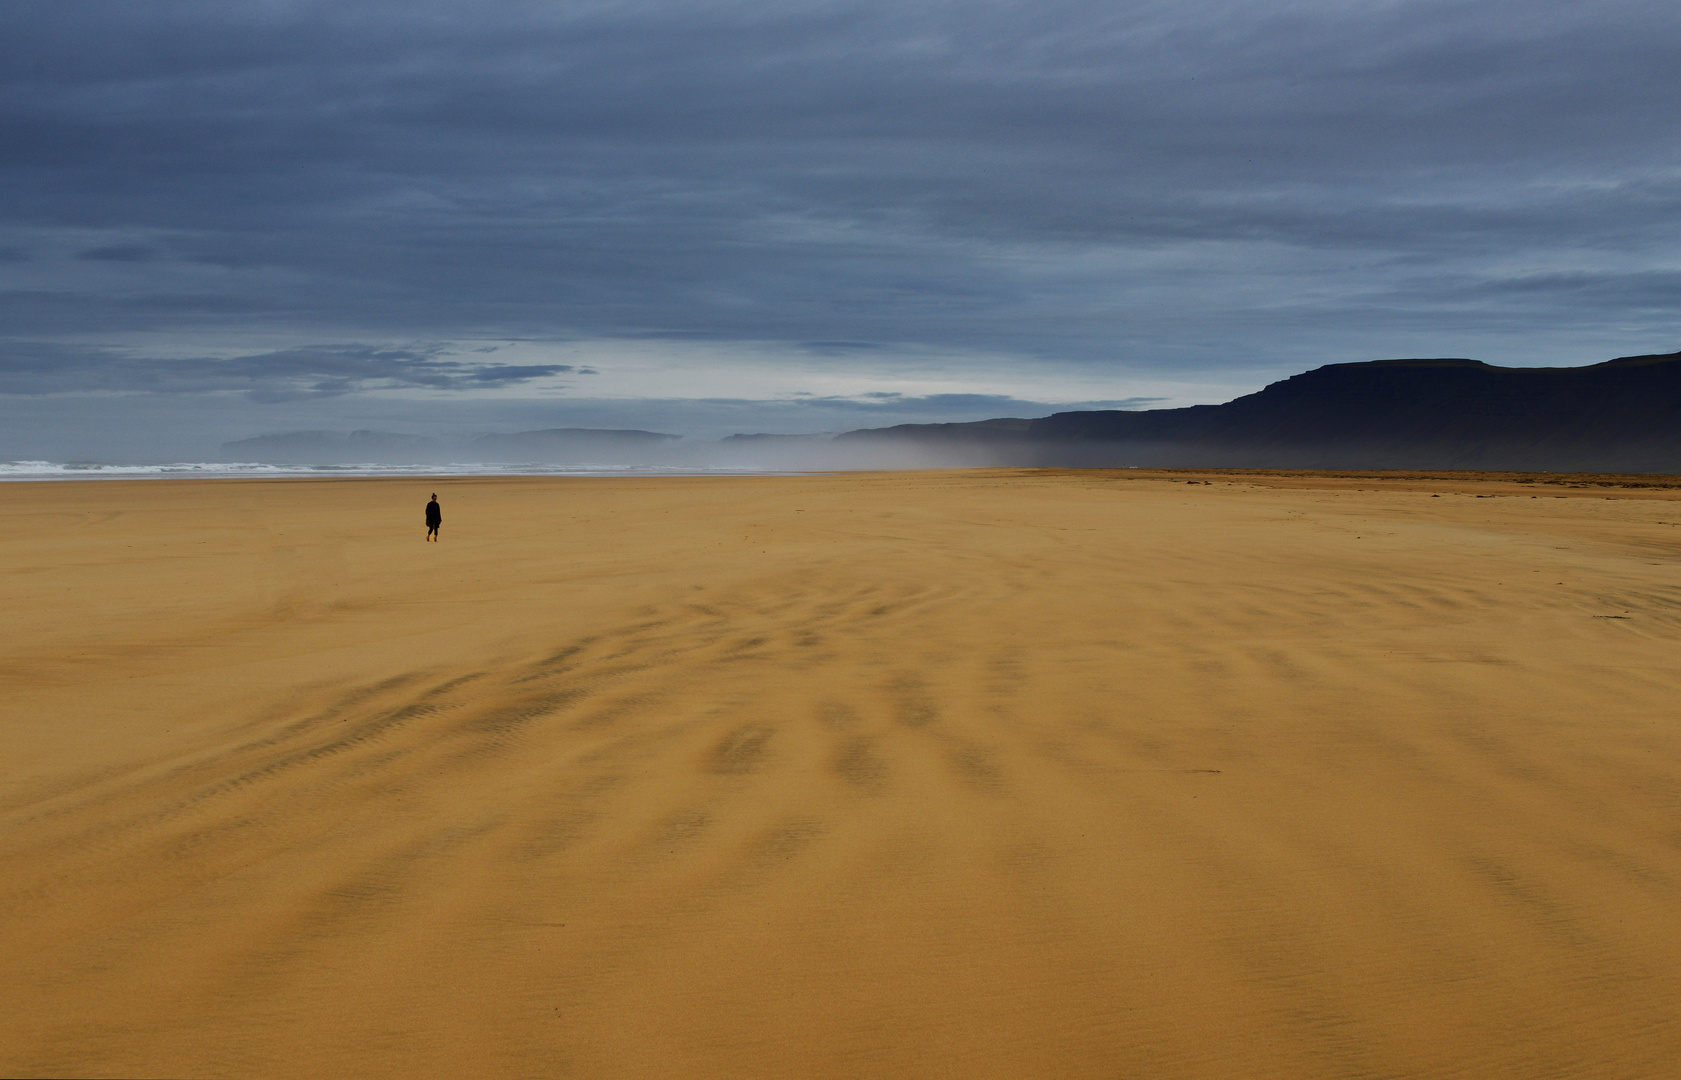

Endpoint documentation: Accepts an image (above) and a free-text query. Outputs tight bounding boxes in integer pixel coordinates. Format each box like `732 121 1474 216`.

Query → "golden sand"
3 469 1679 1078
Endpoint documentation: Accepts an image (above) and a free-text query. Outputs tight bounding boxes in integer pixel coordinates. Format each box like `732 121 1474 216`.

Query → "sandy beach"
3 468 1679 1078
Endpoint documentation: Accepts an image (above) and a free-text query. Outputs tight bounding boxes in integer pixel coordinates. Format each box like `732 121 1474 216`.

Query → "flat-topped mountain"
838 352 1681 472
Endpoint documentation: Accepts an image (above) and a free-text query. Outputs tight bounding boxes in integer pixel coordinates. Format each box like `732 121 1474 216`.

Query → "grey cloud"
0 341 575 396
0 0 1677 430
803 341 886 355
785 392 1165 414
1457 270 1681 307
77 244 159 262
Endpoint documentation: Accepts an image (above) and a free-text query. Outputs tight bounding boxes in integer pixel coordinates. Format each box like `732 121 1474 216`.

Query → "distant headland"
837 351 1681 472
220 427 681 466
216 351 1681 474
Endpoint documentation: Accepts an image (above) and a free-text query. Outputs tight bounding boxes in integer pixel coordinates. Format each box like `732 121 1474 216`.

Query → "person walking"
425 493 442 541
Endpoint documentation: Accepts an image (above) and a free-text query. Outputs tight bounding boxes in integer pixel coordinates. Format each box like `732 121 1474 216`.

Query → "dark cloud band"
0 342 575 396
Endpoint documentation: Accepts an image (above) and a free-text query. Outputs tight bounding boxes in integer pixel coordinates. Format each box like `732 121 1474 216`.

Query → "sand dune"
3 470 1680 1078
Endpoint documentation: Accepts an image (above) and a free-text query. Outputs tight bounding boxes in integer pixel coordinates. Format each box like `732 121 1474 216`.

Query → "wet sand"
3 469 1679 1078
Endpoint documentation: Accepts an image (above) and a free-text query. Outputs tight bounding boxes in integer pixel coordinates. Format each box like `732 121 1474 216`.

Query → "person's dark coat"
425 500 442 528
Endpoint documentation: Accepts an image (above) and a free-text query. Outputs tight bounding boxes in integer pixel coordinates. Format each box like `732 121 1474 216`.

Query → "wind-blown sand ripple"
2 470 1679 1077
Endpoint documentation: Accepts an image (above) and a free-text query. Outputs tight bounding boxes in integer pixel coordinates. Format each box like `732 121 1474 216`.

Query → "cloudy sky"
3 0 1678 458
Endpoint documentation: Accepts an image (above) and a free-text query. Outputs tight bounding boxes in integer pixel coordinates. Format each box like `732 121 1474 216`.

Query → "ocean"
0 460 787 480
